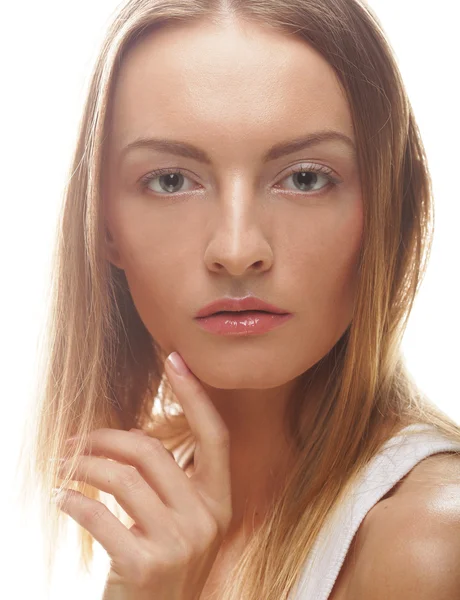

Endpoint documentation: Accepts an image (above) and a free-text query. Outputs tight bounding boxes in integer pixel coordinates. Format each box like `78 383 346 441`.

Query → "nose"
203 186 274 277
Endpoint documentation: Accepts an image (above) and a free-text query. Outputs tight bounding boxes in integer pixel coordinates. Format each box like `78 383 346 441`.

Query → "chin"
186 360 304 391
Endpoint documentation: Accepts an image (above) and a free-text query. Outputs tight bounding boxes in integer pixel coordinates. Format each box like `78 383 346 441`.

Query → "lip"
195 295 290 318
194 311 293 336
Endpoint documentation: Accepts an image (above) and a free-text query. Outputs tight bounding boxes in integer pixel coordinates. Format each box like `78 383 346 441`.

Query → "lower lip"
194 311 293 335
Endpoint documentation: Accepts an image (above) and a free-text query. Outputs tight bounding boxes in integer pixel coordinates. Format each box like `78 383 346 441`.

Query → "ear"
104 224 124 270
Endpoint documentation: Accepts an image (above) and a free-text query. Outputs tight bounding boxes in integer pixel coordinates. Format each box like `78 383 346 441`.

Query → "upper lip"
195 295 290 318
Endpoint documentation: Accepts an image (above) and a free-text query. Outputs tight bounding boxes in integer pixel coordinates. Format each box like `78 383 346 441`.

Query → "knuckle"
167 525 195 564
135 545 190 588
79 501 108 528
176 538 195 564
200 516 220 543
183 510 220 552
118 465 142 490
221 506 233 532
136 436 166 458
207 502 232 539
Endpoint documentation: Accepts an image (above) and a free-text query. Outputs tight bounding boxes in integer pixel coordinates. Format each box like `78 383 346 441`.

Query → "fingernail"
167 352 190 376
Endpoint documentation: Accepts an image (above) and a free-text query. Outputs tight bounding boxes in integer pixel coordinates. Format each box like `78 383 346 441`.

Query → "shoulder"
347 452 460 599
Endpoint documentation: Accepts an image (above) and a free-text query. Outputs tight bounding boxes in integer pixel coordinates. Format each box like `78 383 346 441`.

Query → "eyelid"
278 162 341 184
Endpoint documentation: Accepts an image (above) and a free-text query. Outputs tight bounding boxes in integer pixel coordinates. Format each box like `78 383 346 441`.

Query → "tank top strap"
289 423 460 599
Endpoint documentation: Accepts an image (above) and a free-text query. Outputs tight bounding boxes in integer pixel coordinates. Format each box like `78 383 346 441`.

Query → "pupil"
295 171 316 190
161 173 183 193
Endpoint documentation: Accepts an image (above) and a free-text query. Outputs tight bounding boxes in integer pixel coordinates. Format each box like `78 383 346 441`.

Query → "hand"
53 352 232 600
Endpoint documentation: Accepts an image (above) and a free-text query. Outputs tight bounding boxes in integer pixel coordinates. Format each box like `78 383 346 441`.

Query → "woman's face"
103 19 363 390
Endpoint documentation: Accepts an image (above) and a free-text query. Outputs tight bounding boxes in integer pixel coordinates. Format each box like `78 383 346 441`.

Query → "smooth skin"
55 352 233 600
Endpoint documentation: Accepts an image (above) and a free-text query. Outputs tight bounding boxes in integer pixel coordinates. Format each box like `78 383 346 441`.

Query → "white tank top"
288 423 460 600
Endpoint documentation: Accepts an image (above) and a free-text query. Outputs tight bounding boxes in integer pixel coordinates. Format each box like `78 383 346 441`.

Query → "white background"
1 1 459 597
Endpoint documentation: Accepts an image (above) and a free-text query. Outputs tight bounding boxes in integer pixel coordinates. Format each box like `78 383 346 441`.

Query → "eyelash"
139 163 341 197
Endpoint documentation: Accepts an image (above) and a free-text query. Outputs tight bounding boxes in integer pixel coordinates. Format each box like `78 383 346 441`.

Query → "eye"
140 168 196 195
139 163 341 197
275 163 341 195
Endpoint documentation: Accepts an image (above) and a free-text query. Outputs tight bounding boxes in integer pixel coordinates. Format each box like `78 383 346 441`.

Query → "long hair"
15 1 460 598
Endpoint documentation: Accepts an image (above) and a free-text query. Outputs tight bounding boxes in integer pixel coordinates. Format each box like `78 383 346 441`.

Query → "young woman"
17 1 460 599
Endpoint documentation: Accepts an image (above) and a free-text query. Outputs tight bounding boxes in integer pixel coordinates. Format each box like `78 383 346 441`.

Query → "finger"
130 429 175 460
129 428 148 435
66 430 209 527
57 454 173 541
53 487 141 569
164 353 232 511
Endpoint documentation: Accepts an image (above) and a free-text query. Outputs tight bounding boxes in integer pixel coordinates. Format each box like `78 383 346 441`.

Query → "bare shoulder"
345 452 460 599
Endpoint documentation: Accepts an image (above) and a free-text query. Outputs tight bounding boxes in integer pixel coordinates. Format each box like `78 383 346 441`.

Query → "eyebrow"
119 129 356 165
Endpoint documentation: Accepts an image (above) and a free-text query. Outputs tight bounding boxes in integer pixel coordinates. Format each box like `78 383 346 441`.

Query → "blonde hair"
15 0 460 598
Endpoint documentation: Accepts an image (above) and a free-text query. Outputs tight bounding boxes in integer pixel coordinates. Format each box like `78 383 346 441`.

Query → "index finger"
165 353 232 509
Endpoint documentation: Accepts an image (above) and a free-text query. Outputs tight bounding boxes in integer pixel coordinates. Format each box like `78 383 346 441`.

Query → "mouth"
194 309 293 335
210 310 278 316
195 296 289 319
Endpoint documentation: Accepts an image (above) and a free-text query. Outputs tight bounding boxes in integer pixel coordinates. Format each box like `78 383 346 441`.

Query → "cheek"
122 251 177 325
115 225 196 344
106 193 207 342
288 199 363 346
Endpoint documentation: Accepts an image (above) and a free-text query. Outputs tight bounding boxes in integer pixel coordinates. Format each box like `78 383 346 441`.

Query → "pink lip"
195 295 289 318
195 311 293 336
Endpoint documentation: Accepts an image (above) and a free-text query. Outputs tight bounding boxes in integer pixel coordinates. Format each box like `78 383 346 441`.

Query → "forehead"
108 20 353 159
